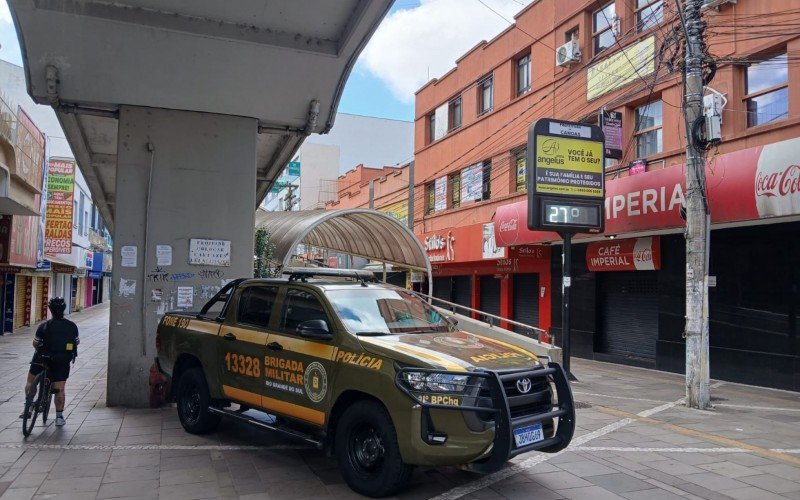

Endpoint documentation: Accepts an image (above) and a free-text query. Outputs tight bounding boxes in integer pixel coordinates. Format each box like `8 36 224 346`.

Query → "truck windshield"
326 288 451 335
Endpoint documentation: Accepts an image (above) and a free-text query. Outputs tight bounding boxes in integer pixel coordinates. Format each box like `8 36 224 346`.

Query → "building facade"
413 0 800 390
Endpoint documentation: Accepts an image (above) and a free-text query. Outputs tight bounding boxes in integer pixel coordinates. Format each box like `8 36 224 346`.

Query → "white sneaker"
55 416 66 426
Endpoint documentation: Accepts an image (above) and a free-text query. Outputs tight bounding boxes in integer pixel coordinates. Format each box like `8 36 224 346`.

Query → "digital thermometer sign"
527 119 605 233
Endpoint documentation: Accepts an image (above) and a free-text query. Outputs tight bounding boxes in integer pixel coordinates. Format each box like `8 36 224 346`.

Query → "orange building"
411 0 800 389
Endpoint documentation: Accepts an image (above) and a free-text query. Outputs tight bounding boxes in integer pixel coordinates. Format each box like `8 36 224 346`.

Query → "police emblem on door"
304 362 328 403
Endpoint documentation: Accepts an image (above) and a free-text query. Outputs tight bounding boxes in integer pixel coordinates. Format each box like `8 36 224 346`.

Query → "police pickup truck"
155 268 574 497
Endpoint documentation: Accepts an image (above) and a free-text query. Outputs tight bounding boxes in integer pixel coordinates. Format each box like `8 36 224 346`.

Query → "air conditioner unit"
701 0 736 11
556 40 581 67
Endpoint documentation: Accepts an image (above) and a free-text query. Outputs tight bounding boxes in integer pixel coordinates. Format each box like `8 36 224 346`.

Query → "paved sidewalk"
0 304 799 499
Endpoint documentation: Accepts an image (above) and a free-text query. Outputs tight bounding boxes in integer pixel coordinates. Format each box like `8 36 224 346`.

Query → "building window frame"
478 75 494 115
634 100 663 159
636 0 664 32
428 114 436 143
482 161 492 201
425 182 435 215
516 54 531 96
448 96 462 131
449 172 461 209
745 52 789 128
592 2 616 56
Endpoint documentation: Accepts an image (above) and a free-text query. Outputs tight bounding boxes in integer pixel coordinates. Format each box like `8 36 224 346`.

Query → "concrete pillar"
108 106 257 407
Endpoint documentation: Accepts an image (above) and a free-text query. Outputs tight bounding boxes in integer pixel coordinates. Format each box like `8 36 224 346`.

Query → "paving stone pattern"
0 304 798 499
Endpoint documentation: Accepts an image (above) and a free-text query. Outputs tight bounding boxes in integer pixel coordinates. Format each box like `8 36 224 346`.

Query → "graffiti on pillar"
198 268 224 280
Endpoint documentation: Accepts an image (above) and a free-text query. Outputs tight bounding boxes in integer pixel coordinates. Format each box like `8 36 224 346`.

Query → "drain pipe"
141 142 155 356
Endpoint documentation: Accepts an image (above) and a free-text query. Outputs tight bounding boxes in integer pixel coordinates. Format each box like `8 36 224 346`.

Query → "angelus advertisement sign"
527 118 605 233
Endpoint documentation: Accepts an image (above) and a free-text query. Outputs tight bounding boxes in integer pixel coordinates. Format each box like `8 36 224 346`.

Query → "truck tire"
176 367 220 434
335 400 413 498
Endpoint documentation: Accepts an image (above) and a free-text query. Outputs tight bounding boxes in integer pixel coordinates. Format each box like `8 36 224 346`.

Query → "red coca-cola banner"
494 137 800 247
586 236 660 271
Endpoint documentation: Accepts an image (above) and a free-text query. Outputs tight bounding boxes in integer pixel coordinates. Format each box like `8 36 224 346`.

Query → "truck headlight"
402 371 469 393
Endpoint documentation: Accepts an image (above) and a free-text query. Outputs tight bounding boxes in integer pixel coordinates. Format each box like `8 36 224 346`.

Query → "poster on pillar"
189 239 231 267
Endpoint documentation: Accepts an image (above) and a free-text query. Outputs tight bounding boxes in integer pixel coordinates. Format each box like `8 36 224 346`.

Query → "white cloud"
0 1 11 24
360 0 534 103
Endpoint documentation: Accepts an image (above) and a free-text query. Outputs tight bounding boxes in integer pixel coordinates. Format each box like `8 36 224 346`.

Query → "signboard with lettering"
527 118 605 233
461 162 484 203
15 107 45 191
586 237 660 272
189 238 231 267
43 159 75 254
587 36 655 100
434 176 447 211
600 110 622 160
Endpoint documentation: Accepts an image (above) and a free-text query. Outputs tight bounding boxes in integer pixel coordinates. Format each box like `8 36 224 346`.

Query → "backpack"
42 320 78 364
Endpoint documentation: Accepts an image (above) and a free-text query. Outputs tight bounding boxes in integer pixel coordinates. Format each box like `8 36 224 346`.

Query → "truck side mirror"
297 319 333 340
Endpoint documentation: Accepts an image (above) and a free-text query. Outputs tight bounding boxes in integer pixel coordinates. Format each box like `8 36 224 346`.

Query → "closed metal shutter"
33 277 44 322
433 277 452 303
13 276 28 329
599 272 658 361
452 276 472 311
479 276 501 321
513 273 539 333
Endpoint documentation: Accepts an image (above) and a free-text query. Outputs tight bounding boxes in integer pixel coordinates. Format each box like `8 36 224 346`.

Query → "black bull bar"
395 362 575 472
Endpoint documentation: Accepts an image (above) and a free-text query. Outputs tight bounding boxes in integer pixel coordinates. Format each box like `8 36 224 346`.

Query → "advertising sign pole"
560 232 574 380
526 118 605 380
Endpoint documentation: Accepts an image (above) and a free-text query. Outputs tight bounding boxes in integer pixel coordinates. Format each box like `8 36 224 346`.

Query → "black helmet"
48 297 67 315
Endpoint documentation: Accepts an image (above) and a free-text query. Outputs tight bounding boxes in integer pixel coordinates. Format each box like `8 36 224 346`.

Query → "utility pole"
284 184 297 211
680 0 710 409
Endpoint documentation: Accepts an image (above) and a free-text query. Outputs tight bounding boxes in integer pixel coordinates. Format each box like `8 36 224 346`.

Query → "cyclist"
21 297 79 426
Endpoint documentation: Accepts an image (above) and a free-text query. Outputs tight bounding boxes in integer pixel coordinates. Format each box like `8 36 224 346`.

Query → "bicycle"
22 353 53 437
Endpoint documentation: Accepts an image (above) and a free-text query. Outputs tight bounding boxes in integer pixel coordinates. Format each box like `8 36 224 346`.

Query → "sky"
0 0 534 122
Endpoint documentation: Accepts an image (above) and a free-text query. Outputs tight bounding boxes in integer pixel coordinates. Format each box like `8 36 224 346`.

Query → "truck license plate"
513 423 544 448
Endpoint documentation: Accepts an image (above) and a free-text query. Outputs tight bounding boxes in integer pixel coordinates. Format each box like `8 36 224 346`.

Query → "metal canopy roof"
255 209 431 273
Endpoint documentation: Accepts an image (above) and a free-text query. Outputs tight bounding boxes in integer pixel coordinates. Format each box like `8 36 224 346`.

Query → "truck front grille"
475 371 555 435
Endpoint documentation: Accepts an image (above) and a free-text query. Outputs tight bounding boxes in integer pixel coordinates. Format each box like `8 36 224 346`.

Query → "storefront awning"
254 209 431 273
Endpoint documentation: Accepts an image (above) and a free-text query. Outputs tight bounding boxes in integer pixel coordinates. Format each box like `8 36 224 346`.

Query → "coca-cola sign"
586 237 660 272
755 140 800 218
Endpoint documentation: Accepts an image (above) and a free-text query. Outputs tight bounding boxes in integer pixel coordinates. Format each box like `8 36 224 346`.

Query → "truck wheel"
335 400 413 498
176 368 220 434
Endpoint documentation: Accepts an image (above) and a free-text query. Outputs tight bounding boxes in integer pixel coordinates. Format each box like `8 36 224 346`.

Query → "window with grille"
515 149 527 192
449 172 461 208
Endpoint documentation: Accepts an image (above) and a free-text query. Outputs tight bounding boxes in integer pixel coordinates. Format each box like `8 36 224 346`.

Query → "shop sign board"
15 107 45 191
481 223 505 259
600 110 623 160
587 36 655 100
461 162 484 203
434 176 447 212
586 237 661 272
43 159 75 254
379 200 409 226
527 118 605 233
287 161 301 177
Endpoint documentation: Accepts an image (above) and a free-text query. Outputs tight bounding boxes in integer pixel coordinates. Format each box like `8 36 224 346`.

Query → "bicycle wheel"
22 374 42 437
40 379 52 424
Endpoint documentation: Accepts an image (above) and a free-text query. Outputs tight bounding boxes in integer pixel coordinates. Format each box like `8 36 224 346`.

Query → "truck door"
218 284 278 407
261 287 338 428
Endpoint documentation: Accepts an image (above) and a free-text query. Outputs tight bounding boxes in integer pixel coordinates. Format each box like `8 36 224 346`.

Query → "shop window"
593 2 616 56
449 97 462 131
634 100 663 158
636 0 664 31
482 162 492 200
428 113 436 143
517 54 531 95
425 182 435 214
449 172 461 209
745 52 789 127
478 75 494 115
514 148 527 192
